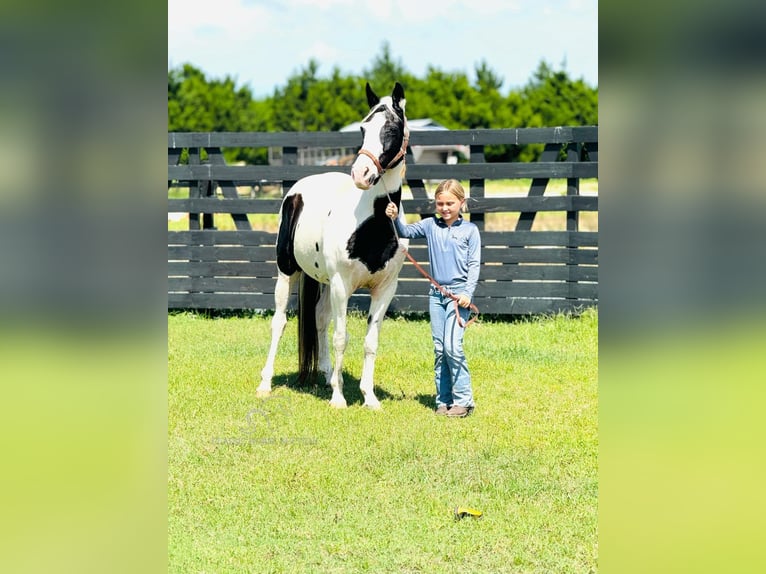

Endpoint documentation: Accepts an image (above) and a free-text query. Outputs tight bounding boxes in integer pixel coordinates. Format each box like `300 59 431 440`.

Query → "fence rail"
168 127 598 315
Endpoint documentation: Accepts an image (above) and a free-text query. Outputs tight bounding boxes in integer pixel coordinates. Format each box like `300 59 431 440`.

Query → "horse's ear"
366 83 380 108
392 82 405 103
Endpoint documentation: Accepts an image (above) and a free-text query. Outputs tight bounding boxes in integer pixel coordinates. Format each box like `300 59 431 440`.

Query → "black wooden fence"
168 127 598 315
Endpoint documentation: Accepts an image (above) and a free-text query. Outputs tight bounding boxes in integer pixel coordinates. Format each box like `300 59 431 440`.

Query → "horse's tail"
297 271 320 385
276 193 303 275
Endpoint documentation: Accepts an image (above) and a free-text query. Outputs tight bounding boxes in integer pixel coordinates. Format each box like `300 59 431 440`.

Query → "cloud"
267 0 353 8
396 0 521 21
567 0 596 12
168 0 278 51
299 41 341 64
168 0 598 96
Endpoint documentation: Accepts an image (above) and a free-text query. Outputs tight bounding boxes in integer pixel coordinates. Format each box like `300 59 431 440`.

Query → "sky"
168 0 598 99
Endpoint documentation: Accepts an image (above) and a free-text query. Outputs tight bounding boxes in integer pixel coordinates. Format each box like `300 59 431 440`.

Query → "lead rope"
385 191 479 328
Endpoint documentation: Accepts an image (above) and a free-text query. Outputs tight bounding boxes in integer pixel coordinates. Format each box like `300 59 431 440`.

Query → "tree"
475 60 504 93
168 64 255 132
269 61 365 131
168 63 266 162
363 42 411 94
519 61 598 127
168 57 598 164
495 62 599 162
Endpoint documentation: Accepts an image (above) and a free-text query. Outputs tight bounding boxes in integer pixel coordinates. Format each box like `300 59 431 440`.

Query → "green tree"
270 61 366 131
471 61 514 160
497 61 598 162
168 63 265 163
168 63 255 132
475 60 504 93
168 56 598 165
518 61 598 127
363 42 412 96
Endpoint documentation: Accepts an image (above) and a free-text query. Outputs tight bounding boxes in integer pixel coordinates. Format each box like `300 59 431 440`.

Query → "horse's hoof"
329 400 347 409
256 389 271 398
363 402 382 411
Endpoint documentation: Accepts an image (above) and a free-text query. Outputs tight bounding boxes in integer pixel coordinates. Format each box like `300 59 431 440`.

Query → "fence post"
469 144 485 232
201 178 216 230
515 142 560 231
566 142 580 233
282 146 298 197
188 147 201 231
566 141 581 305
207 147 251 230
404 140 430 213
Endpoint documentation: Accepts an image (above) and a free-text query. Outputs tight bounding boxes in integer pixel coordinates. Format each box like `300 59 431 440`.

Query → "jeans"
429 287 474 408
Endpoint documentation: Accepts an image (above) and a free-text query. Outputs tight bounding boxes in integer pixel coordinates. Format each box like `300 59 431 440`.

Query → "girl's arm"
464 226 482 299
386 202 426 239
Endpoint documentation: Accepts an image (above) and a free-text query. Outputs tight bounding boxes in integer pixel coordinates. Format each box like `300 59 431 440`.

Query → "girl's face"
435 191 464 225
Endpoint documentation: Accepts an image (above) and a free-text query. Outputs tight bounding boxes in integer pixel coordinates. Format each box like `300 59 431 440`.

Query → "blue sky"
168 0 597 98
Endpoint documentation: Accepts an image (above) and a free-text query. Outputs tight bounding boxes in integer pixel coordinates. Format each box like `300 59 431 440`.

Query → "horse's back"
288 172 356 207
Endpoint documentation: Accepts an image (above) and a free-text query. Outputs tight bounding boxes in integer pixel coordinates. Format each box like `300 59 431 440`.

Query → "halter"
356 129 409 175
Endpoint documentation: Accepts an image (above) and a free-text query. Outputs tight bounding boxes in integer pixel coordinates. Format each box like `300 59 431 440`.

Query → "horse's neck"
374 166 404 199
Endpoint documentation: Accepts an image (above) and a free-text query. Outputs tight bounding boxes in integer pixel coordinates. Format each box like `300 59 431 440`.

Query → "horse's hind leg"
327 277 350 408
315 284 333 386
258 271 296 397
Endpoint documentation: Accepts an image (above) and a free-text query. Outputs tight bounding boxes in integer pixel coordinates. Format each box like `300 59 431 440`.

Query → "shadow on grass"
414 393 436 411
268 371 398 407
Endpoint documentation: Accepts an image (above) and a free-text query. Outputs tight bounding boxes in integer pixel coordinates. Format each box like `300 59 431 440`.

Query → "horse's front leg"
328 277 350 408
258 271 296 397
360 281 398 410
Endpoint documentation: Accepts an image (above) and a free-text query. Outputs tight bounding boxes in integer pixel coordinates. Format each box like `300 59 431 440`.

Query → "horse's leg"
315 284 333 386
327 276 350 408
359 280 398 410
257 271 296 397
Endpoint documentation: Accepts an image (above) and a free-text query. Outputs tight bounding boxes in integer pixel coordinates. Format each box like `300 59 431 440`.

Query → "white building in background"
268 118 469 166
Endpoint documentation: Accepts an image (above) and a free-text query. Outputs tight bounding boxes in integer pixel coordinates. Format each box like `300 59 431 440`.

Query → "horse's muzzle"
351 164 380 190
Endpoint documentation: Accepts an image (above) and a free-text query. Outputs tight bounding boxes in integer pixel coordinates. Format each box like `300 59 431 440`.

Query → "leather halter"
356 131 409 174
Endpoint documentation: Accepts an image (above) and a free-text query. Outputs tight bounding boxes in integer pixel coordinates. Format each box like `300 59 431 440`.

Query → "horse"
257 82 410 409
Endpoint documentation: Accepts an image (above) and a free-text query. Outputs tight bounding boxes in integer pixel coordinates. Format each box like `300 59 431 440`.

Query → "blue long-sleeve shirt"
394 215 481 299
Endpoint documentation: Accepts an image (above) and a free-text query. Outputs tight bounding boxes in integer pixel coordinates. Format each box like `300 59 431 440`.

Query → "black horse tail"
297 271 320 385
276 194 303 276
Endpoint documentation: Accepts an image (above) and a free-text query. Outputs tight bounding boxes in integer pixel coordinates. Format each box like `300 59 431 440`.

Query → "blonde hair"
434 179 468 212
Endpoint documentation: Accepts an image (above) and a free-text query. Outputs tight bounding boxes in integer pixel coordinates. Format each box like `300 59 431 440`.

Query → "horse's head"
351 82 409 190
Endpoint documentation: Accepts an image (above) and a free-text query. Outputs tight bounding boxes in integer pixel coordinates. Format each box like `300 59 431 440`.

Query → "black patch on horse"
276 194 304 275
345 189 402 273
378 109 405 169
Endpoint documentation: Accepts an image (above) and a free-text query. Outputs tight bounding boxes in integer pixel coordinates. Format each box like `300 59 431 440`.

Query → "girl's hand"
385 202 398 220
457 294 471 308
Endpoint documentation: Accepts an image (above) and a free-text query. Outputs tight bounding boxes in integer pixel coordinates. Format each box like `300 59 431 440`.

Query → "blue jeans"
429 287 474 408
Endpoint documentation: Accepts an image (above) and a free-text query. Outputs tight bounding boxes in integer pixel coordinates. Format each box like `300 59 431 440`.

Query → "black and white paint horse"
257 82 410 409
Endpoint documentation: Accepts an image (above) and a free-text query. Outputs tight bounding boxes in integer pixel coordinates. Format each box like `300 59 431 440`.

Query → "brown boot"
446 405 474 418
435 405 450 415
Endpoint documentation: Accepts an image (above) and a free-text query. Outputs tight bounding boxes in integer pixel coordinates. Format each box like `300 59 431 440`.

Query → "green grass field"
168 309 598 573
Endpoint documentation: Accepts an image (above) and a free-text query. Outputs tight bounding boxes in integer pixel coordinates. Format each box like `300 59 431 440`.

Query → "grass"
168 309 598 573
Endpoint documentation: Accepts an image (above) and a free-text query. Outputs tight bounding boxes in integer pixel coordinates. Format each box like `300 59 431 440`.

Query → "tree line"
168 44 598 164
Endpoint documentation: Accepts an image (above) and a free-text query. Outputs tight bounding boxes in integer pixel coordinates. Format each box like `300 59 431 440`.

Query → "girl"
385 179 481 417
